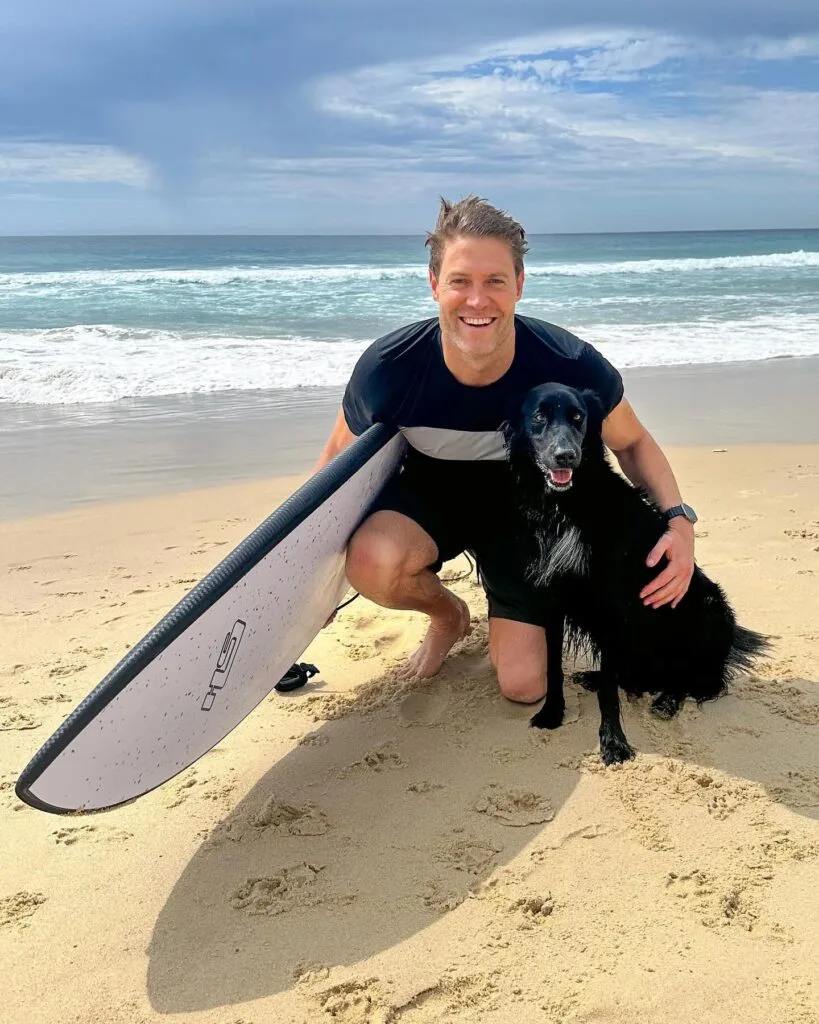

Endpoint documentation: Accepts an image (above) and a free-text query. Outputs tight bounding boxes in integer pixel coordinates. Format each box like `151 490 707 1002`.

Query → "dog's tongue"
549 468 573 485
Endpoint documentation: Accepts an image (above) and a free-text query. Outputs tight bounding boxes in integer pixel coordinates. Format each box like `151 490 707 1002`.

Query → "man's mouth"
458 316 496 328
546 467 573 491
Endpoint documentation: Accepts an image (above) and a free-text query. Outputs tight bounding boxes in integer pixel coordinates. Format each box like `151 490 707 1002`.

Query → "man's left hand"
640 518 695 609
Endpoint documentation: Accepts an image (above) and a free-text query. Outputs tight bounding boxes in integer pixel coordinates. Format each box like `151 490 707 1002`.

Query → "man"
316 196 696 703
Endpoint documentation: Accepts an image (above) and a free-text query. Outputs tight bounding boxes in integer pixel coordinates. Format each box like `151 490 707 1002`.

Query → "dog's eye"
571 412 583 424
532 409 546 423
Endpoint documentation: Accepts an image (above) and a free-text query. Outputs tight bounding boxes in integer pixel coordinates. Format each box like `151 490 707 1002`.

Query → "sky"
1 0 818 234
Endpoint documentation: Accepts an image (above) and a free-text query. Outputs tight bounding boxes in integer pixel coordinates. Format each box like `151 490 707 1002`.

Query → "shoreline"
3 353 819 520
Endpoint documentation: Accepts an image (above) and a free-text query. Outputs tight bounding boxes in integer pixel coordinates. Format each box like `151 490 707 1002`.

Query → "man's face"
429 235 524 363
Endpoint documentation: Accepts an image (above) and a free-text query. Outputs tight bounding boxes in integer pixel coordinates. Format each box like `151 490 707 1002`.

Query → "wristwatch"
664 503 698 525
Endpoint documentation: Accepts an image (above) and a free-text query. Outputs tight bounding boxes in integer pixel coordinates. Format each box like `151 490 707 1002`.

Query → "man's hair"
425 194 528 277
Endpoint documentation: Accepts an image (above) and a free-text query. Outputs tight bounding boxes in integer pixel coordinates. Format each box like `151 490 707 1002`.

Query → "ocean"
2 230 818 406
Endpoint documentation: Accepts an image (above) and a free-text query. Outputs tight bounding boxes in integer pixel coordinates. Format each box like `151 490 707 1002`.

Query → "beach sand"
2 359 819 1023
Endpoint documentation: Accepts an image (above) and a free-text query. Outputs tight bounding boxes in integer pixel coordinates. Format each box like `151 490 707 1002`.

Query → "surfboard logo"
201 619 246 711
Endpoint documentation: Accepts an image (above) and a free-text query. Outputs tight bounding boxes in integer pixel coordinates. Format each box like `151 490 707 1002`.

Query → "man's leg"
346 510 471 680
488 618 548 703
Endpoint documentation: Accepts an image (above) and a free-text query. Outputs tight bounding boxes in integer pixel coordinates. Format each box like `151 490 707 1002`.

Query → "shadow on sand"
146 628 819 1014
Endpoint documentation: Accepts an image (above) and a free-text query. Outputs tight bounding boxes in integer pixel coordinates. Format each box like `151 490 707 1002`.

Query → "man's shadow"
146 631 818 1013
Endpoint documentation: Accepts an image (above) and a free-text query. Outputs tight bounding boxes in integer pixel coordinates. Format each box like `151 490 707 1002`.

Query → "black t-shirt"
343 314 623 470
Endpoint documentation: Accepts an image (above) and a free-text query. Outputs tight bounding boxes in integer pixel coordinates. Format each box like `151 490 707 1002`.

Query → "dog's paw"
574 670 604 692
599 733 636 765
650 692 684 719
530 699 565 730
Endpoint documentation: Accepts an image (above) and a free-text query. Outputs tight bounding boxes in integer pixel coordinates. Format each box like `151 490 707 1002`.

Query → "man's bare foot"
398 593 471 680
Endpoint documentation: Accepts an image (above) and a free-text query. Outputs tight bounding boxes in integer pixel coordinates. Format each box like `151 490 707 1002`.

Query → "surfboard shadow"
146 641 819 1013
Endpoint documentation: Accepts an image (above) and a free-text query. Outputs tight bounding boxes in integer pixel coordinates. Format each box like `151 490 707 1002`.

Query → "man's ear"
429 268 440 301
579 389 605 429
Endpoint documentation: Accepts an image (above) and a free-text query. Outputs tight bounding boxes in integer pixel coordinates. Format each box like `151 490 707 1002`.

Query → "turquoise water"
1 230 817 404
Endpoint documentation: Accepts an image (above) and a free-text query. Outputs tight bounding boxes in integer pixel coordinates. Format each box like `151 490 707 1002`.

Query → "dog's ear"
579 389 605 429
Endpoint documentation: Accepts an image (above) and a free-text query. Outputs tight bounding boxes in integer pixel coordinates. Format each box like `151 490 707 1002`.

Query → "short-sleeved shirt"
341 314 624 624
343 313 623 468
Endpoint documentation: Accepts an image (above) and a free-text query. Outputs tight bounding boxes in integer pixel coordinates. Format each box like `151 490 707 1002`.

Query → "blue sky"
1 1 818 234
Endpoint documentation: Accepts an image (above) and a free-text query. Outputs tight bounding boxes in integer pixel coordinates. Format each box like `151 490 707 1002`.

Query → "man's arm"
601 398 695 610
314 407 358 472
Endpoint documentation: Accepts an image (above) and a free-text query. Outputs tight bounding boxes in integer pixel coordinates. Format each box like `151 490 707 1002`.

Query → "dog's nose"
554 447 579 468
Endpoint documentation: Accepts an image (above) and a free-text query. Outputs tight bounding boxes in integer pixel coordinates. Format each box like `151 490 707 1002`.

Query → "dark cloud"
1 0 818 228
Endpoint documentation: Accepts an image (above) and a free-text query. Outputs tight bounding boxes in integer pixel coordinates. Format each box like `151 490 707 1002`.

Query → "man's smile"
458 316 497 328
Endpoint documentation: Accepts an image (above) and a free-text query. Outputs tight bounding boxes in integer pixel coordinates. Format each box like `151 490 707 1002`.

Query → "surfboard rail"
16 422 402 814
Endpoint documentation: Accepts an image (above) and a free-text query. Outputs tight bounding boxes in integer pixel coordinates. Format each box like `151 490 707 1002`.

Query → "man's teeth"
461 317 493 326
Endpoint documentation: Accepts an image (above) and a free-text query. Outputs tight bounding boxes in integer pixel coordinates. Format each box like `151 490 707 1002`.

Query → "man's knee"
496 663 548 704
345 512 436 594
489 619 548 703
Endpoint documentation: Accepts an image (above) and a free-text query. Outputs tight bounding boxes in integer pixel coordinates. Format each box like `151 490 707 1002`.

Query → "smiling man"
316 196 696 700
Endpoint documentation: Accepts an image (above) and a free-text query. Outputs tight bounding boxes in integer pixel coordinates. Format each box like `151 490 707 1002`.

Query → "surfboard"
16 423 405 815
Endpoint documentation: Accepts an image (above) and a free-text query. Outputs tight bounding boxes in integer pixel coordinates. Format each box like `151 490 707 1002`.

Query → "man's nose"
464 286 489 308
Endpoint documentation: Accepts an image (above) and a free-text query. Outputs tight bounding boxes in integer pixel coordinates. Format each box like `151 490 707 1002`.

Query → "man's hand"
640 518 695 609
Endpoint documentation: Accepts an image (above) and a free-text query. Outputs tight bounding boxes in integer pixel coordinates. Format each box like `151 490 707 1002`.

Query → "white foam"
0 326 369 405
1 249 817 291
527 250 819 277
583 315 819 368
2 314 819 406
0 264 428 292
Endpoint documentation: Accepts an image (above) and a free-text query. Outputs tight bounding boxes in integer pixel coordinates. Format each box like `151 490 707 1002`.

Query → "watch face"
682 503 698 524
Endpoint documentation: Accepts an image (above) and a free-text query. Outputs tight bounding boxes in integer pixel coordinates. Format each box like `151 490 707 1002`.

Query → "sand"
2 387 819 1022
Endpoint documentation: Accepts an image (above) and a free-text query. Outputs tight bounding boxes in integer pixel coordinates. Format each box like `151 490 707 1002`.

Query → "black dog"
504 383 769 764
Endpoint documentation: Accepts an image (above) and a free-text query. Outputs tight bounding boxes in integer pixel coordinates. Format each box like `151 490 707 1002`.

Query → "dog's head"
504 383 604 493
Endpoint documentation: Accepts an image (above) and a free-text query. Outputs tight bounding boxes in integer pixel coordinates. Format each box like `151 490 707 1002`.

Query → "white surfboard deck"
16 424 405 814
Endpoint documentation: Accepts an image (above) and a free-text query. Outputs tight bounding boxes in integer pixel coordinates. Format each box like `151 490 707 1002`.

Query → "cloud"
1 4 818 229
306 30 819 184
0 143 152 186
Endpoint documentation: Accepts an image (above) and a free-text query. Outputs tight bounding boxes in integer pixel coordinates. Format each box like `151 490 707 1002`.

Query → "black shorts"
371 465 549 627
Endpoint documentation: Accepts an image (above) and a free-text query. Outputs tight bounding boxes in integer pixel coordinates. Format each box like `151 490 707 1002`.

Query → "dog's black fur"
504 383 769 765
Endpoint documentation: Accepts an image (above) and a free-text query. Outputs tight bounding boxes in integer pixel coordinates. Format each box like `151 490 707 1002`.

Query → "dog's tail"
727 625 772 675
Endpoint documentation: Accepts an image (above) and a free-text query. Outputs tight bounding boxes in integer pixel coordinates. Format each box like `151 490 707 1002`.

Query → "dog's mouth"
544 467 574 491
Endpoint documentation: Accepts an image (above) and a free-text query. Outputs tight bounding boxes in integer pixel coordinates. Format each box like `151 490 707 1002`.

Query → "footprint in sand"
508 893 555 929
228 863 352 918
48 661 86 679
345 742 407 774
52 825 134 846
399 687 450 726
437 835 501 875
35 693 73 705
393 974 500 1018
251 795 329 835
0 891 47 928
665 868 760 932
298 731 329 747
784 526 819 540
420 881 464 912
407 780 444 794
165 767 237 808
312 977 393 1024
0 712 42 731
473 784 555 827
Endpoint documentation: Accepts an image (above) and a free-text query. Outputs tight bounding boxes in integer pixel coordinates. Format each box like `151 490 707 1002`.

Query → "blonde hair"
425 194 528 276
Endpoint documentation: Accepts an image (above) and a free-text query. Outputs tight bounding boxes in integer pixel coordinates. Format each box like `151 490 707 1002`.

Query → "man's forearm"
314 406 358 472
612 432 683 512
